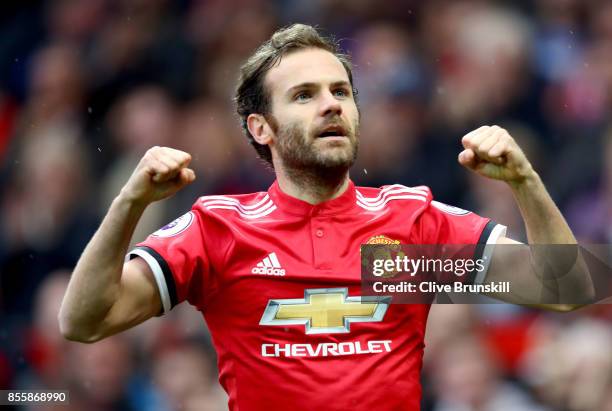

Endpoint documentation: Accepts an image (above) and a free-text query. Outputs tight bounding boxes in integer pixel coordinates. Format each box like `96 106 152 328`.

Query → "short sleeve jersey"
128 180 506 411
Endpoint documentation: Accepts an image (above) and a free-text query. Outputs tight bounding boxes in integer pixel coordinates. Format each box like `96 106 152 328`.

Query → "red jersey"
128 180 505 411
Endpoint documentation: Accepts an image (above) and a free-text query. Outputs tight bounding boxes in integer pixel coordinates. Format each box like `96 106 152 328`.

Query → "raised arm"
58 147 195 342
458 126 594 311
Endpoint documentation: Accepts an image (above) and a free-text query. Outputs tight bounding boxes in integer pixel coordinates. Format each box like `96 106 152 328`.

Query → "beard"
268 115 359 173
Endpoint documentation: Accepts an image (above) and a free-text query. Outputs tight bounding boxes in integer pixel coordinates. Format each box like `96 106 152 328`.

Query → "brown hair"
235 24 355 167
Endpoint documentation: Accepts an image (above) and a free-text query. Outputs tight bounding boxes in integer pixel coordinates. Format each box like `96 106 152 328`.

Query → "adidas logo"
251 252 286 276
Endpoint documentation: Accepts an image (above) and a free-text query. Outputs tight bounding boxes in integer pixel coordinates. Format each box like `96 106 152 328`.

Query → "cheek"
344 103 359 124
349 113 360 134
282 115 311 137
272 108 304 129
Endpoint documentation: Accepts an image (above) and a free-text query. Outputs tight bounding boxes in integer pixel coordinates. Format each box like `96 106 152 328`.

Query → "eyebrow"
286 80 352 95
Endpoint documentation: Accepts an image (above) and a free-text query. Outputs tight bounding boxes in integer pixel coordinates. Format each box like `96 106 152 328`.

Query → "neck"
276 164 350 205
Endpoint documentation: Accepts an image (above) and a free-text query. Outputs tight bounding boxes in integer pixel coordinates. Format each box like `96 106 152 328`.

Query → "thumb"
178 168 196 186
458 149 477 169
159 168 195 196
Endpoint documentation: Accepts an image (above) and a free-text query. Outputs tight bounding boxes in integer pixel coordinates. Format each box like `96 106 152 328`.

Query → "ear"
247 114 274 146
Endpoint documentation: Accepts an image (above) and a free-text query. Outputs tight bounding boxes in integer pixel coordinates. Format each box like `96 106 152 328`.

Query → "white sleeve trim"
473 224 507 285
126 249 171 314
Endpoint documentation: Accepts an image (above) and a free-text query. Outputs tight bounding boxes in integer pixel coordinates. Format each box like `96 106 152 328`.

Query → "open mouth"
316 125 347 139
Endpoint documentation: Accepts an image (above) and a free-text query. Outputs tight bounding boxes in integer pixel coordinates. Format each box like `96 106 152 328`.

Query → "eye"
294 91 312 102
333 88 350 98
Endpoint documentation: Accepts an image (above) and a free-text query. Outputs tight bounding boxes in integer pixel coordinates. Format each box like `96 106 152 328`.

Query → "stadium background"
1 0 612 410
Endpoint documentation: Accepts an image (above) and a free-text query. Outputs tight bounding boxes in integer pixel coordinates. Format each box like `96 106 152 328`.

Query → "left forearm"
509 172 593 306
509 171 575 244
460 125 593 308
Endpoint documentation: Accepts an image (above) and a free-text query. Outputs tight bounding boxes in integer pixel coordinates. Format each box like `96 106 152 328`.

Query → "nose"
319 90 342 117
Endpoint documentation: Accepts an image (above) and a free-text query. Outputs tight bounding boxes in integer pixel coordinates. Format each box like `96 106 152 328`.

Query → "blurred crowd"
1 0 612 410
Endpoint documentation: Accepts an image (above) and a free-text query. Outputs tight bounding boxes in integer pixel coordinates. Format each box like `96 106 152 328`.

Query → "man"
59 24 592 410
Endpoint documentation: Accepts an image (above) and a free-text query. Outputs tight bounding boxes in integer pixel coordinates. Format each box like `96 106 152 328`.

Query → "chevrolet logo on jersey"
260 288 391 334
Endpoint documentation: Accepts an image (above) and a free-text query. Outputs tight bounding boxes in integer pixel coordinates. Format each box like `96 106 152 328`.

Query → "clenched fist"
120 146 196 206
458 125 535 185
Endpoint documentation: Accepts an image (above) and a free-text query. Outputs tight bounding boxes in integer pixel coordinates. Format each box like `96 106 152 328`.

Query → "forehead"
264 48 349 94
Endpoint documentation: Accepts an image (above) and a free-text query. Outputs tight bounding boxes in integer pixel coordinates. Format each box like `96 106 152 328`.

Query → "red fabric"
0 98 18 160
0 351 12 389
481 314 538 373
133 181 494 411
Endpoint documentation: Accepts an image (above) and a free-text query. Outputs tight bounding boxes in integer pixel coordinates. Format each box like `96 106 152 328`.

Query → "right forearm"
59 192 146 340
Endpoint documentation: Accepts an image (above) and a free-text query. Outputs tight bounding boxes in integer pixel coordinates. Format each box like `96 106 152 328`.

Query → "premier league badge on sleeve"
152 212 195 237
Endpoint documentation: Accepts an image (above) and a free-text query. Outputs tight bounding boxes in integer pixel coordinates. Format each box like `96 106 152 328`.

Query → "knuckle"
147 147 161 158
166 157 180 167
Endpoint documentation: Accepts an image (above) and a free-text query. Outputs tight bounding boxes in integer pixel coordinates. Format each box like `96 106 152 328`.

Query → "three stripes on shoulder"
199 184 429 218
356 185 429 211
200 194 276 219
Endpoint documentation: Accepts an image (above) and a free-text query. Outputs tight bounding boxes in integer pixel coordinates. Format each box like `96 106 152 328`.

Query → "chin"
315 151 356 169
